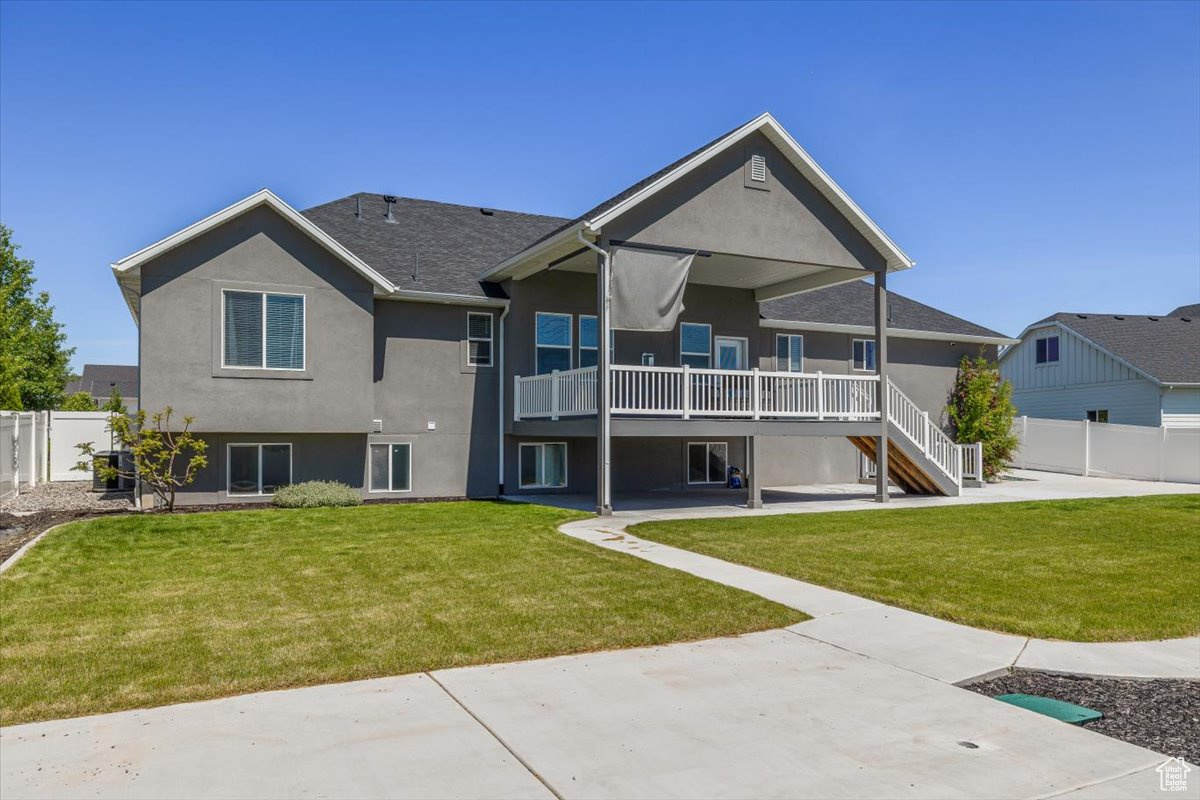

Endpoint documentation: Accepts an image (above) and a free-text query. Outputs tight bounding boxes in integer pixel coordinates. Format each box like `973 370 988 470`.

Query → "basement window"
369 443 412 492
520 442 567 488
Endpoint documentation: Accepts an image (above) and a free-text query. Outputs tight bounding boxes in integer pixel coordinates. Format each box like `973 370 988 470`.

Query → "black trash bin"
92 451 122 492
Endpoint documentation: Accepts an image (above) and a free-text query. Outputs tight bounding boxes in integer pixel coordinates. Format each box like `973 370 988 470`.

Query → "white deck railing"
514 364 982 491
516 365 879 422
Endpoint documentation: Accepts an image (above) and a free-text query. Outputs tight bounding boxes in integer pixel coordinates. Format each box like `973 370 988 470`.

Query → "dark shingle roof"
760 280 1009 341
1168 303 1200 318
303 194 569 298
1038 313 1200 384
66 364 138 400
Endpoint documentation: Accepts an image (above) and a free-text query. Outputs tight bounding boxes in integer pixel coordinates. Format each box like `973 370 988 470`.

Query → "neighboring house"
64 364 139 409
1000 307 1200 428
110 112 1011 508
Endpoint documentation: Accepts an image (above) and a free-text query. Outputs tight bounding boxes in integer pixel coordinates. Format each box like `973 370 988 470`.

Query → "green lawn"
0 502 804 725
630 495 1200 643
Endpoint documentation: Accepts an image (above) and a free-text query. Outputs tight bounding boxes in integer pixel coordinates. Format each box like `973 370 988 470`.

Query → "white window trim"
714 335 749 371
220 289 307 371
579 314 597 366
852 338 877 372
775 333 805 372
535 312 573 374
467 312 494 367
679 322 712 368
1035 334 1061 366
641 353 655 366
226 442 292 496
368 442 413 493
519 442 568 489
686 441 728 485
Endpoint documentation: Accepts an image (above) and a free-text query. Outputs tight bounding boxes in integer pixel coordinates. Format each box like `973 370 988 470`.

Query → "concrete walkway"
551 470 1200 682
2 630 1189 800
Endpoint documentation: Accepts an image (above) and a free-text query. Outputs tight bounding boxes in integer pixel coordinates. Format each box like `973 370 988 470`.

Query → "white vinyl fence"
2 411 118 505
1013 415 1200 484
47 411 117 481
1 411 49 504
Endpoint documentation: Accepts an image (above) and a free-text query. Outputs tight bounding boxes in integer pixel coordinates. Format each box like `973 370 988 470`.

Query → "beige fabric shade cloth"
609 247 694 331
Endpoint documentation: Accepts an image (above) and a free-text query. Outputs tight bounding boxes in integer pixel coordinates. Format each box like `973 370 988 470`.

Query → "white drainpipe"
497 302 511 495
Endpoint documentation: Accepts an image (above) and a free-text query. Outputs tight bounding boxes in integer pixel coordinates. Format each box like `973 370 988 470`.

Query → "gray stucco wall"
139 205 376 433
603 131 886 272
372 300 500 497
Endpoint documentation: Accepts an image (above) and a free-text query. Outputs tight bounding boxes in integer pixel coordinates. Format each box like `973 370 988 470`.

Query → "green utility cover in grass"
994 694 1103 724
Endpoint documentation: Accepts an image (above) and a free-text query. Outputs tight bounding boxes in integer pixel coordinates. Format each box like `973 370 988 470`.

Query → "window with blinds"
535 312 572 375
775 334 804 372
223 290 305 370
467 312 493 367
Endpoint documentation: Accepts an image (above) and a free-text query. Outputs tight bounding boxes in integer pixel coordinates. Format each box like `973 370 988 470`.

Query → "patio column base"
746 499 763 510
596 505 613 517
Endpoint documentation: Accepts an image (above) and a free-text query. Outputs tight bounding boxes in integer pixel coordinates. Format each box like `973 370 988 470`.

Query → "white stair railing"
885 379 962 486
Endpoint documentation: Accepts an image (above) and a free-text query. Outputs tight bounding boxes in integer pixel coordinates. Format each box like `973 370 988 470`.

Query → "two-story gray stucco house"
111 113 1012 510
1000 305 1200 428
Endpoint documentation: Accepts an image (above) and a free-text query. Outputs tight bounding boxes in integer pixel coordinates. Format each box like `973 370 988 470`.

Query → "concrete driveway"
2 629 1188 800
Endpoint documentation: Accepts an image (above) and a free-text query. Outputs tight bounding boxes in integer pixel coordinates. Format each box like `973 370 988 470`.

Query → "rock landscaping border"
966 670 1199 763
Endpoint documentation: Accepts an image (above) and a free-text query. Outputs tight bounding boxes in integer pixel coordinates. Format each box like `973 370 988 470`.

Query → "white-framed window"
687 442 728 485
680 322 712 368
467 312 493 367
519 442 568 488
641 353 655 366
852 338 877 372
227 443 292 496
776 334 804 372
1035 335 1060 364
222 290 305 370
369 442 412 492
577 316 614 369
535 312 572 375
1086 409 1109 423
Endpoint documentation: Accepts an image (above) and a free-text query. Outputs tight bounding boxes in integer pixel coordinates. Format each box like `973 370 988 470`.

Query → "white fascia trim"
761 318 1017 346
480 221 588 282
111 189 396 321
1000 320 1164 385
380 289 509 308
587 113 915 272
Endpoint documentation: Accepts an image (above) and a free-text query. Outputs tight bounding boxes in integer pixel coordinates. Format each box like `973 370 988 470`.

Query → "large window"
519 442 567 488
223 290 305 370
852 339 877 372
228 443 291 495
680 323 712 368
535 312 572 375
1035 335 1060 364
369 443 412 492
467 312 493 367
776 334 804 372
687 442 728 484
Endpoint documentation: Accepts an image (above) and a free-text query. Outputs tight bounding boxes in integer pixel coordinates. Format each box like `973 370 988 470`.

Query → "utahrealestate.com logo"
1157 757 1192 792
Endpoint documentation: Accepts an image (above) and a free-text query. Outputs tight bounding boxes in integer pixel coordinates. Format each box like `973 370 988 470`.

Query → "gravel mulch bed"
967 670 1199 763
0 481 135 515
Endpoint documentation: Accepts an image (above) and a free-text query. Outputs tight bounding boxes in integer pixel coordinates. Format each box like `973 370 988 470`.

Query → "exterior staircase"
847 380 983 497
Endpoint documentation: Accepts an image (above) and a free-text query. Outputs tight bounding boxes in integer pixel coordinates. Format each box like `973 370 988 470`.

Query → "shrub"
947 353 1019 480
272 481 362 509
60 391 98 411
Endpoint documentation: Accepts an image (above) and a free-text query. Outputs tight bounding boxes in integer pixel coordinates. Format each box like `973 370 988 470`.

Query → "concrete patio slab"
433 629 1167 799
1053 763 1200 799
0 673 552 800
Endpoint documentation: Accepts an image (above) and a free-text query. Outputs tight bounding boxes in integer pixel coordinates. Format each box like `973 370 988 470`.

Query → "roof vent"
1114 315 1124 320
355 196 362 220
1076 314 1088 319
1148 316 1159 321
750 153 767 183
1182 317 1192 323
480 208 495 216
383 195 398 223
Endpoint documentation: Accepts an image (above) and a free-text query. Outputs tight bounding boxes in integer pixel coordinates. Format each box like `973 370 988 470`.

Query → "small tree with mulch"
75 406 207 511
947 353 1018 481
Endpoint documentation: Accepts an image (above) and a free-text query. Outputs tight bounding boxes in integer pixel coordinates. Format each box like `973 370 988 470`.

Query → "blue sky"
1 0 1197 370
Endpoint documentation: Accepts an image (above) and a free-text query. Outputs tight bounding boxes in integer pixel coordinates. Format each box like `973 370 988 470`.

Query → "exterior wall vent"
372 419 383 433
750 153 767 183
